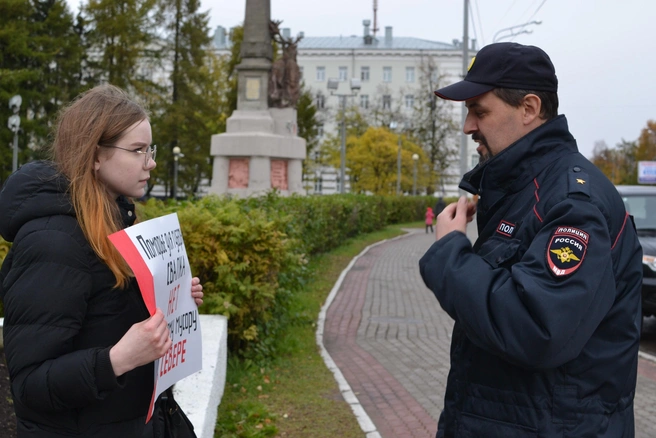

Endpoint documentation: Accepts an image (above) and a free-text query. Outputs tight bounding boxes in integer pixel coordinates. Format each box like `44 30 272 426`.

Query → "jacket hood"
0 161 74 242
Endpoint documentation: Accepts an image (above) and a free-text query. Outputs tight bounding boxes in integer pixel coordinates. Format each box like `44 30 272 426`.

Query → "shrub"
241 192 435 255
140 196 307 358
0 192 448 355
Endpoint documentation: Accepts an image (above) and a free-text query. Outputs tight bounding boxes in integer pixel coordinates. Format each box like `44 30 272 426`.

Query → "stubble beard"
473 133 492 164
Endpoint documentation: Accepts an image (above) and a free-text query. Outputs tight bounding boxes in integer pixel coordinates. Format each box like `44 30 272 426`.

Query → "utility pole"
397 134 401 195
459 0 469 194
339 95 346 193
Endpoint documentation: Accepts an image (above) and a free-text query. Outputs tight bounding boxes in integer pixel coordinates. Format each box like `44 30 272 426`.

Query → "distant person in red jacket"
425 207 435 233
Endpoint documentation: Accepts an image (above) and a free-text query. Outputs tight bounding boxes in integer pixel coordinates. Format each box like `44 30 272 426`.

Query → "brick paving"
323 229 656 438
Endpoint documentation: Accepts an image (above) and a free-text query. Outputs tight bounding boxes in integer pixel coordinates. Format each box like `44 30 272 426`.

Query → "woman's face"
94 119 156 199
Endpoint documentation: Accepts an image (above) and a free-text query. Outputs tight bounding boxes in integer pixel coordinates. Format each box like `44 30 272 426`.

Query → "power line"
526 0 548 22
471 0 485 47
499 0 520 25
518 0 543 26
468 0 479 47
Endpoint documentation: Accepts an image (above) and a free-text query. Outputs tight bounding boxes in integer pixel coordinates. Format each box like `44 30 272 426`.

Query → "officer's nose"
463 112 476 135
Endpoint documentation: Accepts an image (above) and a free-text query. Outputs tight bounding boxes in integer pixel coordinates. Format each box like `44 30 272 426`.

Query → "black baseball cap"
434 42 558 101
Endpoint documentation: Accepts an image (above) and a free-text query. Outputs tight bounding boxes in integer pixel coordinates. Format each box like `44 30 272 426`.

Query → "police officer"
419 42 642 437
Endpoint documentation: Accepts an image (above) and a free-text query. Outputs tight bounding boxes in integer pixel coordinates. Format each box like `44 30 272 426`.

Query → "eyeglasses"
99 144 157 165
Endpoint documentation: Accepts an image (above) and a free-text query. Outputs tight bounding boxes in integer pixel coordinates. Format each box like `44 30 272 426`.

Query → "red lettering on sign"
159 339 188 377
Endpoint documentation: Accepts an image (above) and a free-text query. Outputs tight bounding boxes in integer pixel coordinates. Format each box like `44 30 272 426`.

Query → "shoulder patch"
547 226 589 277
496 220 516 237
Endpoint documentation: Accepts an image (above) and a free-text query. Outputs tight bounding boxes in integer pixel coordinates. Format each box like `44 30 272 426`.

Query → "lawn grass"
214 222 423 437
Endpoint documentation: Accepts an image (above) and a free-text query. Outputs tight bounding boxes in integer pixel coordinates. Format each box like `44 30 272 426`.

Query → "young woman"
0 84 203 437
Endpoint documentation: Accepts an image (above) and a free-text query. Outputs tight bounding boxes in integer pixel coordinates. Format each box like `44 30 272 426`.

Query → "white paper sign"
108 213 202 422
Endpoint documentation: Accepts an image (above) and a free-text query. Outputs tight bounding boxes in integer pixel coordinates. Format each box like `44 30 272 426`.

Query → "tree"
81 0 158 90
366 83 400 128
149 0 224 198
635 121 656 163
0 0 83 183
296 83 320 182
317 103 369 170
408 55 459 195
296 85 318 155
327 126 427 195
591 139 637 185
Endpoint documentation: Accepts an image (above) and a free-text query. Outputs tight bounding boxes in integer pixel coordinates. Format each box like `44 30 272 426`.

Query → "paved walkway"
323 229 656 438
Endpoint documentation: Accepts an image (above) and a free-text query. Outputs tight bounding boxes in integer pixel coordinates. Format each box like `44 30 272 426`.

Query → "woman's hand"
191 277 203 307
109 308 172 377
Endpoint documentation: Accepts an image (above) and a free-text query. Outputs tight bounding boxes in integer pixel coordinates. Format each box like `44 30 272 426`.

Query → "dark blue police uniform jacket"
419 115 642 437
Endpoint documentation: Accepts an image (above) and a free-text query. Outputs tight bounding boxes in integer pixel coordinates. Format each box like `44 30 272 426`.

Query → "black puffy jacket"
0 161 154 437
419 116 642 437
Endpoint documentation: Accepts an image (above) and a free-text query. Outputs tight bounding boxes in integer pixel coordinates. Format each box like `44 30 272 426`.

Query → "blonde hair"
51 84 149 288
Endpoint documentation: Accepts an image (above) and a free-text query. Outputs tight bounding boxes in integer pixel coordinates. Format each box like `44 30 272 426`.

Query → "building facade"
214 21 479 196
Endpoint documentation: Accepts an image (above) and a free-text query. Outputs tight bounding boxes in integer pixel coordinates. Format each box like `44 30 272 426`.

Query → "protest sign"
108 213 202 422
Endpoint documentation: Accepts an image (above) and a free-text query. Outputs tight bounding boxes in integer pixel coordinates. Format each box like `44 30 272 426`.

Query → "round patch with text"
546 226 589 277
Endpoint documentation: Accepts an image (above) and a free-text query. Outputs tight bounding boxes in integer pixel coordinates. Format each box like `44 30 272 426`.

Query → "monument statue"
268 20 303 108
208 0 306 197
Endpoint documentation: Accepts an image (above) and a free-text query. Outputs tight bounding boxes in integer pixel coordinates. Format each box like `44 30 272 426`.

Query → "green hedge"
240 192 436 255
0 193 442 358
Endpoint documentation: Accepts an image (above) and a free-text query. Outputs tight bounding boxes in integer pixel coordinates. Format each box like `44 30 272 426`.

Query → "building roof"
297 36 457 51
212 25 461 52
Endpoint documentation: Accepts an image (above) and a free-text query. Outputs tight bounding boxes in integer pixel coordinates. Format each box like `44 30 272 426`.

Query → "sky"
66 0 656 159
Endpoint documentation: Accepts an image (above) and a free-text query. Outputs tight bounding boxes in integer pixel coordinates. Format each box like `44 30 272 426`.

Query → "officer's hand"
436 196 475 241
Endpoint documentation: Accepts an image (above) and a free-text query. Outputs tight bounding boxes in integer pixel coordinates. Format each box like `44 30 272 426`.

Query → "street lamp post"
7 95 22 173
412 153 419 195
172 146 184 200
389 121 402 195
327 78 360 193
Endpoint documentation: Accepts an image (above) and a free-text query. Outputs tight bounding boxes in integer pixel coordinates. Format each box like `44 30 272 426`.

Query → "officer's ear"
521 94 542 125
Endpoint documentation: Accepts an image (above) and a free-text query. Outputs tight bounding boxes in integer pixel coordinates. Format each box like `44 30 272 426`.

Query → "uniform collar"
459 115 578 199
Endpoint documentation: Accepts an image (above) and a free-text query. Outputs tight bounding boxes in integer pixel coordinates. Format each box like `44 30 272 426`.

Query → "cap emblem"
467 56 476 72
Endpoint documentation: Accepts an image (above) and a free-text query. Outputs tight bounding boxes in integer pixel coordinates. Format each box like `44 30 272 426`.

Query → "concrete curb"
315 230 419 438
639 350 656 364
175 314 228 438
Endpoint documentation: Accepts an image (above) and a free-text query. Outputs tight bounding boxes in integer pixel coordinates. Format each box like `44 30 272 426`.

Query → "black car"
616 185 656 319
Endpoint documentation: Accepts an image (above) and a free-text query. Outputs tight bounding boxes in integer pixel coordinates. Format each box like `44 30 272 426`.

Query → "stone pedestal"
209 108 306 197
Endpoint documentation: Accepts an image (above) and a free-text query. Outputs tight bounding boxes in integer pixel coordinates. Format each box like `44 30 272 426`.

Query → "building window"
360 94 369 109
317 123 324 137
471 154 479 168
316 93 325 109
405 94 414 108
383 67 392 82
314 174 323 193
406 67 415 83
361 66 370 81
316 66 325 82
383 95 391 110
338 66 348 81
431 68 439 83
